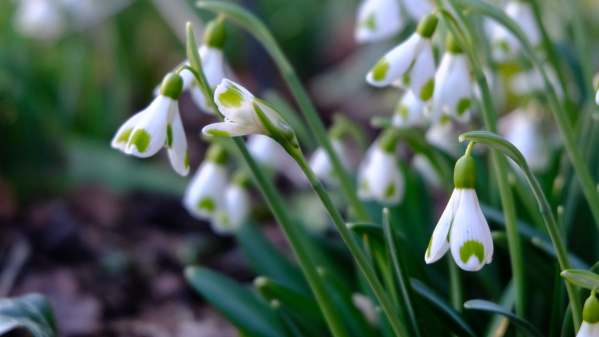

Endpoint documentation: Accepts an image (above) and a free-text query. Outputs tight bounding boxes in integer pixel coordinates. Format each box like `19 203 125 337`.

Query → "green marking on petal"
372 59 389 82
197 198 215 212
206 128 231 137
459 240 485 264
362 13 376 31
166 124 173 147
425 239 432 257
420 78 435 101
130 129 151 152
397 105 409 120
402 73 411 87
116 128 133 144
497 40 510 53
457 98 471 116
184 152 190 169
384 183 396 199
218 85 244 108
360 179 370 193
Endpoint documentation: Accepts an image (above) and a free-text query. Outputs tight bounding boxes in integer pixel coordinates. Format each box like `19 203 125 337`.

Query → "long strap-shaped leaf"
464 300 543 337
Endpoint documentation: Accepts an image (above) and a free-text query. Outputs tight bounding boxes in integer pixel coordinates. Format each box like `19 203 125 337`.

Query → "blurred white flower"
499 108 549 171
431 36 473 123
576 292 599 337
111 73 189 176
357 141 405 205
425 118 460 157
403 0 434 21
510 66 562 98
352 293 379 326
490 1 541 61
392 90 428 128
412 154 441 188
183 147 229 221
213 182 251 234
425 154 493 272
366 14 438 101
309 139 352 185
247 135 307 187
355 0 403 44
15 0 65 40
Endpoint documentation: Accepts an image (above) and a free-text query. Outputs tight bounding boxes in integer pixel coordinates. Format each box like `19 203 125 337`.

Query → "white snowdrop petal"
425 121 460 157
449 189 493 271
213 79 255 120
166 106 189 176
499 109 548 171
393 91 427 128
202 121 256 138
111 111 144 152
576 322 599 337
425 189 459 264
15 0 65 40
355 0 402 44
367 148 404 204
247 135 289 170
403 0 433 20
183 162 228 220
408 41 436 101
432 53 472 122
125 96 172 158
366 34 424 87
200 46 226 88
596 89 599 106
412 154 441 188
310 147 332 181
224 185 251 231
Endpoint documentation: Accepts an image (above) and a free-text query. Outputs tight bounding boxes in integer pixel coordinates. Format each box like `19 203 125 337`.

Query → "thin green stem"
449 261 463 312
441 0 527 321
293 151 409 337
383 208 422 337
185 23 351 337
195 1 370 222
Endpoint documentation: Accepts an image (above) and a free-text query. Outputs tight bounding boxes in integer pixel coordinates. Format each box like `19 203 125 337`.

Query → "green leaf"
0 293 57 337
237 223 307 293
410 279 476 337
464 299 544 337
254 276 327 337
560 269 599 290
185 266 288 337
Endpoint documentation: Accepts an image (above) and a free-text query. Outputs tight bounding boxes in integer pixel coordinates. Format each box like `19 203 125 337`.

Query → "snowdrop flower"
358 130 405 205
392 90 428 128
310 139 352 185
403 0 434 21
366 14 438 101
14 0 65 40
490 1 541 62
202 79 293 142
431 35 473 123
213 172 251 234
183 145 228 221
247 135 306 186
352 293 378 326
425 117 460 157
577 292 599 337
355 0 403 44
425 149 493 271
499 108 549 171
412 154 441 188
510 66 562 98
180 17 230 113
111 72 189 176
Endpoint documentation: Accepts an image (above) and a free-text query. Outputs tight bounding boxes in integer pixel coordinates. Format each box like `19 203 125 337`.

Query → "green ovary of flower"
459 240 485 264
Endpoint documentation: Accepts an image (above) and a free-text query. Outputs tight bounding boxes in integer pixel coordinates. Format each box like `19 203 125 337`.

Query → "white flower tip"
214 78 253 111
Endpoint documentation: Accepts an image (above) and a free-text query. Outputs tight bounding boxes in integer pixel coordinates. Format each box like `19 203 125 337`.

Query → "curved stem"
292 150 409 337
185 24 351 337
195 0 370 222
440 0 526 322
460 131 583 327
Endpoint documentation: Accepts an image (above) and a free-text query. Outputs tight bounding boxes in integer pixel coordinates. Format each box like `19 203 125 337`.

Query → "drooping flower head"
183 144 229 221
213 171 252 234
179 17 231 113
577 291 599 337
355 0 403 44
366 14 438 101
112 72 189 176
392 90 428 128
499 107 549 171
489 1 541 62
357 129 405 205
425 148 493 271
431 34 473 123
